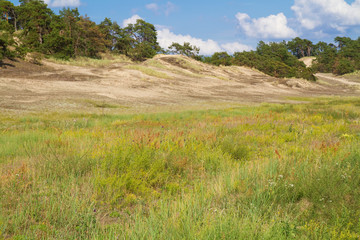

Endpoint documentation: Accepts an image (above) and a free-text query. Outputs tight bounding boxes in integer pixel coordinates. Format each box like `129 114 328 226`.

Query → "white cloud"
221 42 252 54
146 3 159 12
122 14 143 28
145 2 176 16
157 28 252 55
44 0 80 7
165 2 176 16
291 0 360 31
236 12 297 39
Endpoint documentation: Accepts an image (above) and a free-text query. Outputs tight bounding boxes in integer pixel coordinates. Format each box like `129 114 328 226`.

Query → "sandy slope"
299 57 316 68
0 55 358 112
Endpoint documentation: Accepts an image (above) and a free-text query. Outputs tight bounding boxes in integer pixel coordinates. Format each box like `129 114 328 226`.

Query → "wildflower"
289 184 294 188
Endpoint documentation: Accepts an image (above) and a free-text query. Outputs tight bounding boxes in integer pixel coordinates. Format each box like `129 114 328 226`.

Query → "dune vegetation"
1 97 360 239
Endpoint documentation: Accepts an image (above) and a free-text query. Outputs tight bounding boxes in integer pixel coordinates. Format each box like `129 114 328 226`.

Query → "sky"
10 0 360 55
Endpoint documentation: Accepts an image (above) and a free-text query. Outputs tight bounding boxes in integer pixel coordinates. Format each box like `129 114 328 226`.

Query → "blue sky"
10 0 360 55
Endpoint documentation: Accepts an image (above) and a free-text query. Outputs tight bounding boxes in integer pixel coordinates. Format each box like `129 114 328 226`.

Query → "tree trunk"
37 25 43 44
300 48 305 58
11 9 17 31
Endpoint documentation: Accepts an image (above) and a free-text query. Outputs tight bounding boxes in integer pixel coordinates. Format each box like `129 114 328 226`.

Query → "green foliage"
0 33 7 60
232 42 316 81
74 16 107 58
210 51 232 66
98 17 121 52
17 0 53 48
123 19 161 61
333 58 355 75
287 37 314 58
0 30 16 60
42 14 73 59
168 42 200 59
313 37 360 75
0 0 17 32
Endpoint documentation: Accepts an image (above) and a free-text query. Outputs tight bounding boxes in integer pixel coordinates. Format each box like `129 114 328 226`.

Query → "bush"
333 58 355 75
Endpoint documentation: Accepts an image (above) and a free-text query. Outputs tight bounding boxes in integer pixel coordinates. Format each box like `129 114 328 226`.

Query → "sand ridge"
0 55 359 111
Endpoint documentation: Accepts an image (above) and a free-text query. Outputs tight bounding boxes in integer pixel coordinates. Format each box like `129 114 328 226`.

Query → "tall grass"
0 98 360 239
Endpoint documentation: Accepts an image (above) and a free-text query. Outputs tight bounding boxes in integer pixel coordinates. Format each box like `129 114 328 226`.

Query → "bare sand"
1 55 359 112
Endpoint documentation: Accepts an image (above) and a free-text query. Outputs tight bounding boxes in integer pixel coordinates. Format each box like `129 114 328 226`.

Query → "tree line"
203 37 360 80
1 0 359 80
0 0 161 61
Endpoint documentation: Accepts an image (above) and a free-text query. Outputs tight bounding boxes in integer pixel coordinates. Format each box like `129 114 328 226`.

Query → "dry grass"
46 54 132 67
126 65 173 79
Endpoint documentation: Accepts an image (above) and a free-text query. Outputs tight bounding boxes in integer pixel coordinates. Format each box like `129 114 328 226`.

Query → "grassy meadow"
1 98 360 239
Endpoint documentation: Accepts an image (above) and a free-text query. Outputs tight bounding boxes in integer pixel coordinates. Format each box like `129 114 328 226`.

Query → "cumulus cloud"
122 14 143 28
44 0 80 7
291 0 360 31
221 42 252 54
236 12 297 39
157 28 252 55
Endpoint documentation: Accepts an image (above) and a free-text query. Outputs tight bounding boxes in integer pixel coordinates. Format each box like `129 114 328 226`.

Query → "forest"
1 0 360 80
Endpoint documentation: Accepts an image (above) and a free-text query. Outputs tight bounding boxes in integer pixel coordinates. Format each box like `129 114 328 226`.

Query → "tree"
230 40 316 81
17 0 53 48
0 30 15 61
0 0 17 32
123 19 160 61
168 42 200 58
74 16 106 57
42 14 73 59
334 36 352 50
287 37 314 58
209 52 231 66
313 41 328 56
303 39 314 57
99 17 121 51
59 7 80 40
333 58 354 75
0 35 6 60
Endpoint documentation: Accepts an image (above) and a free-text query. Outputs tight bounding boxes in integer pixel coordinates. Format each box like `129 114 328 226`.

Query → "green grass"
1 98 360 239
344 70 360 76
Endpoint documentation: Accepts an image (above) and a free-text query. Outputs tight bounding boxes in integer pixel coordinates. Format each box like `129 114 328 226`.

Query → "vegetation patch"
0 98 360 238
47 54 131 67
84 100 124 109
126 65 172 79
